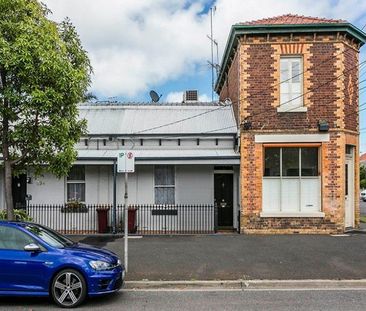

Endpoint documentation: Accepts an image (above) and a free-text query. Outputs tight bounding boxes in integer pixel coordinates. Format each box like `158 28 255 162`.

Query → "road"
361 199 366 215
1 289 366 310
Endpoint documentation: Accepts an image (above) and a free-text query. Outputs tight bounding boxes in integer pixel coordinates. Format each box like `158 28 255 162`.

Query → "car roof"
0 220 33 227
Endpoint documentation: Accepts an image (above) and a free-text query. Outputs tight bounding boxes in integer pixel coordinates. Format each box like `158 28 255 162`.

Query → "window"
263 147 320 214
67 166 85 202
25 224 74 249
154 165 175 204
0 226 35 250
279 56 303 112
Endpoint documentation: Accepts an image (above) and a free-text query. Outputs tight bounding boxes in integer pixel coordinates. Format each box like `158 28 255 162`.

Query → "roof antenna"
207 6 219 102
149 90 162 103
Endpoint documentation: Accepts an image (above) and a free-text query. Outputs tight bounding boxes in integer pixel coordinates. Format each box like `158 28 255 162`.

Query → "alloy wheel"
52 271 84 307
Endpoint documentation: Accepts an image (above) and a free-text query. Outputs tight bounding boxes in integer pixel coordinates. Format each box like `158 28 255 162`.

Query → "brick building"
216 14 366 234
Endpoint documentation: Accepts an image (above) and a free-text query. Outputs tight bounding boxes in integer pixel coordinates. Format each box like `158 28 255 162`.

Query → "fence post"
64 204 67 234
214 203 218 233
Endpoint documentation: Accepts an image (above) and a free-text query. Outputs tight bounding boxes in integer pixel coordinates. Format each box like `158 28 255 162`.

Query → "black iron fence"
26 204 216 235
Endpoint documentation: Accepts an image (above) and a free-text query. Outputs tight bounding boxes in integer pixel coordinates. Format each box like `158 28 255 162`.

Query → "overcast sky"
43 0 366 152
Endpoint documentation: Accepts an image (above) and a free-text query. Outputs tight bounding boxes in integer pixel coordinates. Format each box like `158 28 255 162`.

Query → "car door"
0 224 50 292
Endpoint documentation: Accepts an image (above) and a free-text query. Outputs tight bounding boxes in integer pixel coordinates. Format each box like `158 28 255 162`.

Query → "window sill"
260 212 325 218
277 106 308 113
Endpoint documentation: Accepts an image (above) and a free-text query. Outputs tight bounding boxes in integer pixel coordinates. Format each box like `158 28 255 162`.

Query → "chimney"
183 90 198 103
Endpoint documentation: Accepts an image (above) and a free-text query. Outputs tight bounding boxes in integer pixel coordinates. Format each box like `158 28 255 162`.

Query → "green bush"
0 209 33 221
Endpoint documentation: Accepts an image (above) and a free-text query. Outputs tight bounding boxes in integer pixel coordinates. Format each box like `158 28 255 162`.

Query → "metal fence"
26 204 216 235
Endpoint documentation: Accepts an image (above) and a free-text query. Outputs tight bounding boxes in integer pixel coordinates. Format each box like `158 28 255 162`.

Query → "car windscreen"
25 224 75 248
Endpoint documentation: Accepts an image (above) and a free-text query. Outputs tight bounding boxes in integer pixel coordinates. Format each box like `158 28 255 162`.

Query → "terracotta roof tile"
360 153 366 162
239 14 346 26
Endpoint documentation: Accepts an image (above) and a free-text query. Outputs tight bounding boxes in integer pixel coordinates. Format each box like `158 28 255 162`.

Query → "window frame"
278 55 306 113
262 144 322 216
153 165 176 205
66 165 86 203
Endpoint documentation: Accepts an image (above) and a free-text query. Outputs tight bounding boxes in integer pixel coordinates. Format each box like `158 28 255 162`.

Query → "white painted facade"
0 103 241 230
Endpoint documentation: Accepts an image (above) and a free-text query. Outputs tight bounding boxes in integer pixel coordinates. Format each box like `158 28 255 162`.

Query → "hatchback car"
0 221 124 308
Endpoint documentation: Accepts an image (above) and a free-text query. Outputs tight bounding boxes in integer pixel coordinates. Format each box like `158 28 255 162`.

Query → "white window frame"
261 146 323 217
66 165 86 203
154 165 176 205
278 55 307 113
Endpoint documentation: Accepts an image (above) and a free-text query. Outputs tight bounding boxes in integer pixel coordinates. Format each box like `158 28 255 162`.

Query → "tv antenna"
149 90 162 103
207 6 220 102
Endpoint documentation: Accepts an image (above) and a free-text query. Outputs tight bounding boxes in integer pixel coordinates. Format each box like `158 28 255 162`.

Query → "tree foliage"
361 165 366 189
0 0 92 218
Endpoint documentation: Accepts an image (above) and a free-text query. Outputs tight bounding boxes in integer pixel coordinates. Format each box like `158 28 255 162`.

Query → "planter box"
61 206 89 213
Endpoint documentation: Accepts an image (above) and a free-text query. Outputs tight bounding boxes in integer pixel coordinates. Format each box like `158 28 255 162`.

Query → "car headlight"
89 260 114 271
117 259 122 266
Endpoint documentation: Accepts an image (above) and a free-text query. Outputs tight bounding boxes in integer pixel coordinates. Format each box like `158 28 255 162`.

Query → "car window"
0 225 35 250
25 225 74 248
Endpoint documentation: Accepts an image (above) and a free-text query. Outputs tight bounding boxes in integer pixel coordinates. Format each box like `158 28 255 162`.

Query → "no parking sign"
117 150 135 173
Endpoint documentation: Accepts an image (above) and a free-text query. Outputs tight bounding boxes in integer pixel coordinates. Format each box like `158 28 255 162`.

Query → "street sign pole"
117 150 134 274
124 171 128 272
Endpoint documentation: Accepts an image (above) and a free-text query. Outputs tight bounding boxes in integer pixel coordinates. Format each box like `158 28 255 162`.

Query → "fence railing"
26 204 216 235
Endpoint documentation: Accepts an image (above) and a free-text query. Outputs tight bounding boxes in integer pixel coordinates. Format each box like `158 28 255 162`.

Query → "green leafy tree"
0 0 92 219
361 165 366 189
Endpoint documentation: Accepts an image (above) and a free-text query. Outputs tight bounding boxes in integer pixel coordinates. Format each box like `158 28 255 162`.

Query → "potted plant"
61 200 88 213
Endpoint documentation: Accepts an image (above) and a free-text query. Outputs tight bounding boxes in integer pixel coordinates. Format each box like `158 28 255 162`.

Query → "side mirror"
24 243 41 252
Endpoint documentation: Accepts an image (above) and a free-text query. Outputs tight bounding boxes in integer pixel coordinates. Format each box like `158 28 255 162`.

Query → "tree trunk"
2 120 13 220
1 68 13 220
3 156 13 220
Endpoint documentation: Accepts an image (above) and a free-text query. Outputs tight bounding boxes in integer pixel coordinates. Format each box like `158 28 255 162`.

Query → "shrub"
0 209 33 221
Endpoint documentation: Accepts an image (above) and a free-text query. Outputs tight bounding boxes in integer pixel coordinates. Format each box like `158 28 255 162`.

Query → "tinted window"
301 148 319 176
264 148 280 177
0 226 34 250
25 224 74 248
282 148 299 176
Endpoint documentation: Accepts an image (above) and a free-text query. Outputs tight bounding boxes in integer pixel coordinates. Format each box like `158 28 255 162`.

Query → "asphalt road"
1 289 366 310
361 199 366 215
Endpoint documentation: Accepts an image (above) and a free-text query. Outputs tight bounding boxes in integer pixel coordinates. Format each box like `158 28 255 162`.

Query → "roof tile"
239 14 346 26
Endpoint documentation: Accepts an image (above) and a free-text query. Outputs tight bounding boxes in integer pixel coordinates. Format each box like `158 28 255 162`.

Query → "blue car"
0 221 125 308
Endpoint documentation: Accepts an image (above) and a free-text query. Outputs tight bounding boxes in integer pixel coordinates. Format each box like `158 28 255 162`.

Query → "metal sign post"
117 151 135 273
124 171 128 272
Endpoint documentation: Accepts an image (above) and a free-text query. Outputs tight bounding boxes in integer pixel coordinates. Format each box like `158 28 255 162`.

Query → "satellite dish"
149 90 161 103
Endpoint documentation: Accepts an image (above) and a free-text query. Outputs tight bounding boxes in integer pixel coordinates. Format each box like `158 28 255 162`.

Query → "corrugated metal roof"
78 103 237 135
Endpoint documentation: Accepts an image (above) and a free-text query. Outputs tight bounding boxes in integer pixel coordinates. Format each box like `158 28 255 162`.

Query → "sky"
42 0 366 152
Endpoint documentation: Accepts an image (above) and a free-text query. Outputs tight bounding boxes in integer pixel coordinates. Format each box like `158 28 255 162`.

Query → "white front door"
345 147 355 228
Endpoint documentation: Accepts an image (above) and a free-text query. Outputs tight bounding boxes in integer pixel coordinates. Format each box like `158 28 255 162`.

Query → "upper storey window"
279 56 306 112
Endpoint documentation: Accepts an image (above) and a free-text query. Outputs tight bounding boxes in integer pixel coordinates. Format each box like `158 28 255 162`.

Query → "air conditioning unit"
183 90 198 103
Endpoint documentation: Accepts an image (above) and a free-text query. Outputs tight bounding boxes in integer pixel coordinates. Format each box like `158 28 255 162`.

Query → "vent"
183 90 198 103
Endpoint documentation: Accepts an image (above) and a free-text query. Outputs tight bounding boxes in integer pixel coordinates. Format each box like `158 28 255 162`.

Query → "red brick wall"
218 33 361 234
219 49 240 123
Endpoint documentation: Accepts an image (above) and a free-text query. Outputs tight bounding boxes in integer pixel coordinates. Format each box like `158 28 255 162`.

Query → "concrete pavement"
73 233 366 281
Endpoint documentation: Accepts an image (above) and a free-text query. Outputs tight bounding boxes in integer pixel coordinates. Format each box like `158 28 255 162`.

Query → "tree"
361 165 366 189
0 0 92 220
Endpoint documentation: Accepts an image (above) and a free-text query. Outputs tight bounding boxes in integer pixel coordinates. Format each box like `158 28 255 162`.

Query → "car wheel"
51 269 87 308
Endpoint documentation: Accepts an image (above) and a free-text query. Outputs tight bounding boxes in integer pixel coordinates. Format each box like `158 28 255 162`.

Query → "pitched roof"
360 153 366 163
239 14 346 26
78 103 237 135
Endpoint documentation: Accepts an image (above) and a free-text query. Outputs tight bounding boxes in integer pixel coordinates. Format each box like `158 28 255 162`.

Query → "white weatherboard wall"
27 165 220 205
27 172 65 204
26 164 240 231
